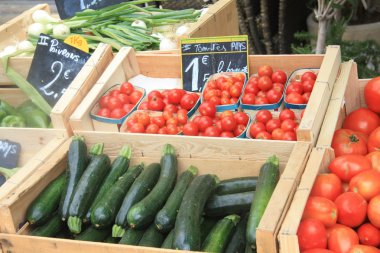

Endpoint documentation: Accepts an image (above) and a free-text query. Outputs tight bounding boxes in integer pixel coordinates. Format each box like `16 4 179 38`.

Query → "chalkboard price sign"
55 0 127 19
181 35 249 92
27 34 91 107
0 139 21 169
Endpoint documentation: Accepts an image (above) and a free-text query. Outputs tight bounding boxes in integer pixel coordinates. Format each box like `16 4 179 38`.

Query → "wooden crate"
0 43 114 135
0 131 311 253
69 46 341 145
277 60 363 252
0 128 67 202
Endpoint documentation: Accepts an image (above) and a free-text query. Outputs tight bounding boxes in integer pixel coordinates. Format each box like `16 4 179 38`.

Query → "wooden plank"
315 45 341 90
0 88 28 107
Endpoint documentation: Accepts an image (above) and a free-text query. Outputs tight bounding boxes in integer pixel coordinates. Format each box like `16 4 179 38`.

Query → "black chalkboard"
0 139 21 169
181 36 249 92
27 34 91 107
55 0 128 19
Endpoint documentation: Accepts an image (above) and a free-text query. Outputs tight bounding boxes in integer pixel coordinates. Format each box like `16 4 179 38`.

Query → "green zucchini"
155 165 198 233
59 139 98 221
216 177 258 195
74 226 110 242
119 228 145 245
225 212 249 253
104 235 120 244
85 145 132 222
29 214 62 237
91 164 143 228
26 173 66 225
127 144 178 229
202 214 240 253
67 153 111 234
200 218 219 244
161 229 174 249
173 174 219 251
205 191 255 217
138 224 166 248
246 155 280 250
113 163 161 237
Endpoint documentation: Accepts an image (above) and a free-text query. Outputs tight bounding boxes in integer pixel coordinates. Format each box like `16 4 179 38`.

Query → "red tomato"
129 90 143 105
148 98 165 111
145 124 159 134
368 195 380 228
328 226 359 253
357 223 380 247
245 82 259 95
281 119 298 132
220 110 234 119
233 72 246 82
107 97 122 110
234 124 246 137
204 126 222 137
273 82 285 93
266 119 282 134
198 116 213 132
348 245 380 253
258 65 273 77
250 122 266 138
129 122 145 133
331 129 368 157
123 104 135 114
166 117 178 127
302 92 311 103
109 89 121 98
235 113 249 127
208 79 218 89
266 89 282 104
301 71 318 82
220 131 234 138
164 104 178 114
120 82 134 95
256 131 272 140
147 90 163 101
96 108 111 118
286 92 305 104
248 76 259 85
116 93 129 105
229 84 242 98
286 81 304 95
368 127 380 152
230 97 239 104
297 218 327 251
198 102 216 118
151 116 165 128
258 76 273 91
99 95 110 108
364 76 380 113
137 113 150 127
334 192 367 227
302 250 335 253
327 224 350 239
158 127 168 135
180 94 197 111
221 97 230 105
177 109 188 125
328 154 372 183
310 173 343 201
272 128 285 140
279 109 296 121
138 101 148 110
283 131 297 141
168 89 183 105
167 124 179 135
204 89 220 101
257 90 267 98
302 79 316 93
255 96 269 105
366 151 380 172
256 110 273 124
302 196 338 227
349 170 380 201
182 122 199 136
221 116 237 132
343 108 380 135
110 108 126 119
209 96 221 106
271 70 287 84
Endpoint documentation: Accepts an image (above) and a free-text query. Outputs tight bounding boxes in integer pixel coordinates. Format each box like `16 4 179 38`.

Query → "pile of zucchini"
26 136 280 253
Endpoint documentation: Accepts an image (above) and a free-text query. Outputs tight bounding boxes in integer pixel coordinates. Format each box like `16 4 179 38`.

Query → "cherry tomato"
334 192 367 227
229 84 242 98
205 126 222 137
115 93 129 105
220 131 234 138
366 151 380 172
148 98 165 111
332 129 368 157
297 218 327 251
245 82 260 95
348 245 380 253
328 226 359 253
166 117 178 127
129 90 143 105
234 124 246 137
167 124 179 135
368 127 380 153
286 81 304 95
302 79 316 93
266 89 282 104
110 108 126 119
279 109 296 121
151 115 165 128
272 128 285 140
349 170 380 201
123 104 135 114
145 124 159 134
99 95 111 108
96 108 111 118
258 76 273 91
248 76 259 86
273 82 285 93
164 104 178 114
301 71 317 82
257 90 267 98
177 109 188 125
234 112 249 126
281 119 298 132
183 122 199 136
107 97 122 110
221 116 237 132
328 154 372 183
302 92 311 103
129 122 145 133
249 122 266 138
256 110 272 124
148 90 163 101
266 119 281 134
256 131 272 140
255 97 269 105
198 116 213 132
310 173 343 201
258 65 273 77
158 127 168 135
180 94 197 111
271 70 287 84
168 89 183 105
209 96 221 106
120 82 134 95
357 223 380 247
286 92 305 104
302 196 337 227
283 131 297 141
110 89 121 97
364 76 380 113
199 102 216 118
137 113 150 127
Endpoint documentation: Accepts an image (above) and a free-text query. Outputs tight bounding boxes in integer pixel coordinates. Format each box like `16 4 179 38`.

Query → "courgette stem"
267 155 279 167
68 216 82 234
119 145 132 159
187 165 198 176
88 143 104 156
163 144 175 156
0 166 20 179
225 214 241 225
72 135 85 142
112 225 126 238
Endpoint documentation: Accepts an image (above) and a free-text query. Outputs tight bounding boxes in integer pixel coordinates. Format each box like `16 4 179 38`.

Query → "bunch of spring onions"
24 0 203 52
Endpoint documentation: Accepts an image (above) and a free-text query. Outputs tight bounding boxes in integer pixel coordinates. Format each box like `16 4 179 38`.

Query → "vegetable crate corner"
0 43 114 135
0 128 66 203
0 132 311 253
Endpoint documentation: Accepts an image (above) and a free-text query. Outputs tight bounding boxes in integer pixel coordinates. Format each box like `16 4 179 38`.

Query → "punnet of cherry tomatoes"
91 82 145 123
297 76 380 253
285 69 318 109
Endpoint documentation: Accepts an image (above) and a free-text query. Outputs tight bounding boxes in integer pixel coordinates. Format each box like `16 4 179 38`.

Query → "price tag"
0 139 21 169
64 35 89 53
27 34 91 107
55 0 127 19
181 35 249 92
